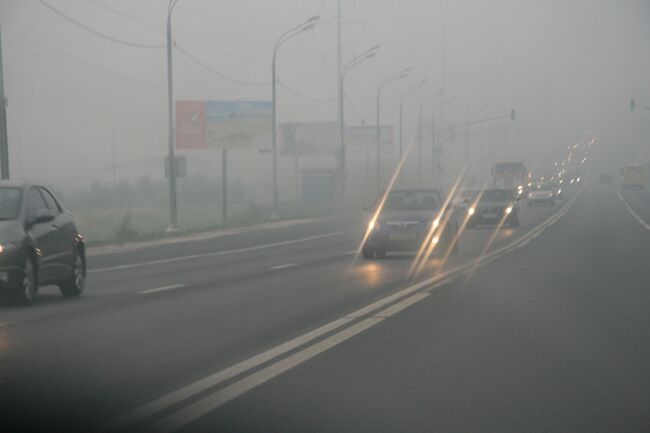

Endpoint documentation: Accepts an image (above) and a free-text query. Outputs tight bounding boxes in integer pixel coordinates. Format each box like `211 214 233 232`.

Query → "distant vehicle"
527 187 555 206
534 181 564 200
0 182 86 304
491 161 529 198
621 165 647 189
363 189 459 259
465 188 519 228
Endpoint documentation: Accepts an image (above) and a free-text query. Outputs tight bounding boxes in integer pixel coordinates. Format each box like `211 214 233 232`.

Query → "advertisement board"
176 101 272 150
279 122 393 156
279 122 338 156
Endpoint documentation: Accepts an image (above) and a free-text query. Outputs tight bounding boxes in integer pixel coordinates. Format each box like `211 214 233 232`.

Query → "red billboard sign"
175 101 206 149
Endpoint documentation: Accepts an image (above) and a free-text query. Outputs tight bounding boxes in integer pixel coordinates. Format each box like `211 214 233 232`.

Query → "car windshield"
479 190 512 203
384 191 440 210
0 187 22 219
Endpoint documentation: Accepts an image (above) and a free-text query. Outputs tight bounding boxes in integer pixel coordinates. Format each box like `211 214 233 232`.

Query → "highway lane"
176 182 650 433
0 195 570 433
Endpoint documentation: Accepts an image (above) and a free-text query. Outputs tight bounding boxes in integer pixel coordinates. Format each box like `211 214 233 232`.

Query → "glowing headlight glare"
505 206 513 214
368 219 377 231
0 244 4 254
432 218 440 229
468 207 475 216
432 236 440 245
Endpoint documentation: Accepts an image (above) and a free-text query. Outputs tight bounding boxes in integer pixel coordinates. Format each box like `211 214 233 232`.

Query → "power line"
36 0 165 49
3 19 159 67
278 81 336 103
4 28 162 88
175 44 270 86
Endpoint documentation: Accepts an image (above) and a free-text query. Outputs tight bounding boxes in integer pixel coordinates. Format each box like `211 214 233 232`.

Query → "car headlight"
432 218 440 229
468 207 475 216
432 236 440 245
368 219 378 231
505 206 513 214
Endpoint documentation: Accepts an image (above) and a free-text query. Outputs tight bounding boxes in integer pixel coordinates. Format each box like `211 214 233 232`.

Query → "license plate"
482 212 498 219
389 232 417 241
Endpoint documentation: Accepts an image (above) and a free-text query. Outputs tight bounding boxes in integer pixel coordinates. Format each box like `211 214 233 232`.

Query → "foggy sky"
1 0 649 187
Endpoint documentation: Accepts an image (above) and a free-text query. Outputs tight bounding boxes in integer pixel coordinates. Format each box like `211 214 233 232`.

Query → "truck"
491 162 529 197
621 165 647 189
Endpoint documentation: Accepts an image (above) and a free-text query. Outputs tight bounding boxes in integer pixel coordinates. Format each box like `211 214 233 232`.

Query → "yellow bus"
621 165 647 189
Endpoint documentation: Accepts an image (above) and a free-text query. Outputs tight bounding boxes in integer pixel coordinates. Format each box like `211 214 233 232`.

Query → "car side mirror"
29 208 55 226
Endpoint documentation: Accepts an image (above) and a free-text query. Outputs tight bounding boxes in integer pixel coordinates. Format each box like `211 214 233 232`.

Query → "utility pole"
438 1 446 189
336 0 344 201
166 1 179 231
111 118 117 183
0 23 9 179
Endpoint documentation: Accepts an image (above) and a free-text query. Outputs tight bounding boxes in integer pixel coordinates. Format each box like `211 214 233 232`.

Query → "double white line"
106 190 582 433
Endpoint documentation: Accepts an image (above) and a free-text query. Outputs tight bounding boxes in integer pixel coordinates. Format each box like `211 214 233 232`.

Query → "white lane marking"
269 263 297 271
89 232 343 274
616 190 650 230
109 189 583 433
144 293 431 433
138 284 186 295
107 270 457 432
345 250 359 255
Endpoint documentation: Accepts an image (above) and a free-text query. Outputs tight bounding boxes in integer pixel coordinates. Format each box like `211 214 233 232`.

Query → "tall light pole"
376 68 410 191
399 79 427 160
0 23 8 179
271 16 320 218
417 92 441 185
338 45 379 201
166 0 180 231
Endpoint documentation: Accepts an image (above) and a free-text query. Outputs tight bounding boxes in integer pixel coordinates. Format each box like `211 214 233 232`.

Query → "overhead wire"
35 0 165 49
4 27 162 88
175 44 270 87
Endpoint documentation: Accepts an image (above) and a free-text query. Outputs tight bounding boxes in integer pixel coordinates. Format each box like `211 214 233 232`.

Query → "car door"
38 187 73 281
24 187 59 284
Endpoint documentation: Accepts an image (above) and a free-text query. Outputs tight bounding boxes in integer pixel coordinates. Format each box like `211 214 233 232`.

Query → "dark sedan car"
0 182 86 304
362 189 459 259
466 188 519 228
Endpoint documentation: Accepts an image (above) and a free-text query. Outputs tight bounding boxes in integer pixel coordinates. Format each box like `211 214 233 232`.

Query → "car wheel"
60 249 86 297
362 246 375 260
14 257 37 305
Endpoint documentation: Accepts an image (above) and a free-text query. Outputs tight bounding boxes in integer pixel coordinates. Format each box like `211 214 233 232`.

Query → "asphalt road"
0 180 648 433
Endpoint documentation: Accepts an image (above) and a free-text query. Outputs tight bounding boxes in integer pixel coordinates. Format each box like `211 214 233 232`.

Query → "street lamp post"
338 45 379 201
399 79 427 161
376 68 410 191
271 16 320 218
166 0 180 231
417 92 440 185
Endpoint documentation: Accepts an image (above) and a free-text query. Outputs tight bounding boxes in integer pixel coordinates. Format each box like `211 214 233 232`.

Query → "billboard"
279 122 338 156
176 101 272 150
279 122 393 156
